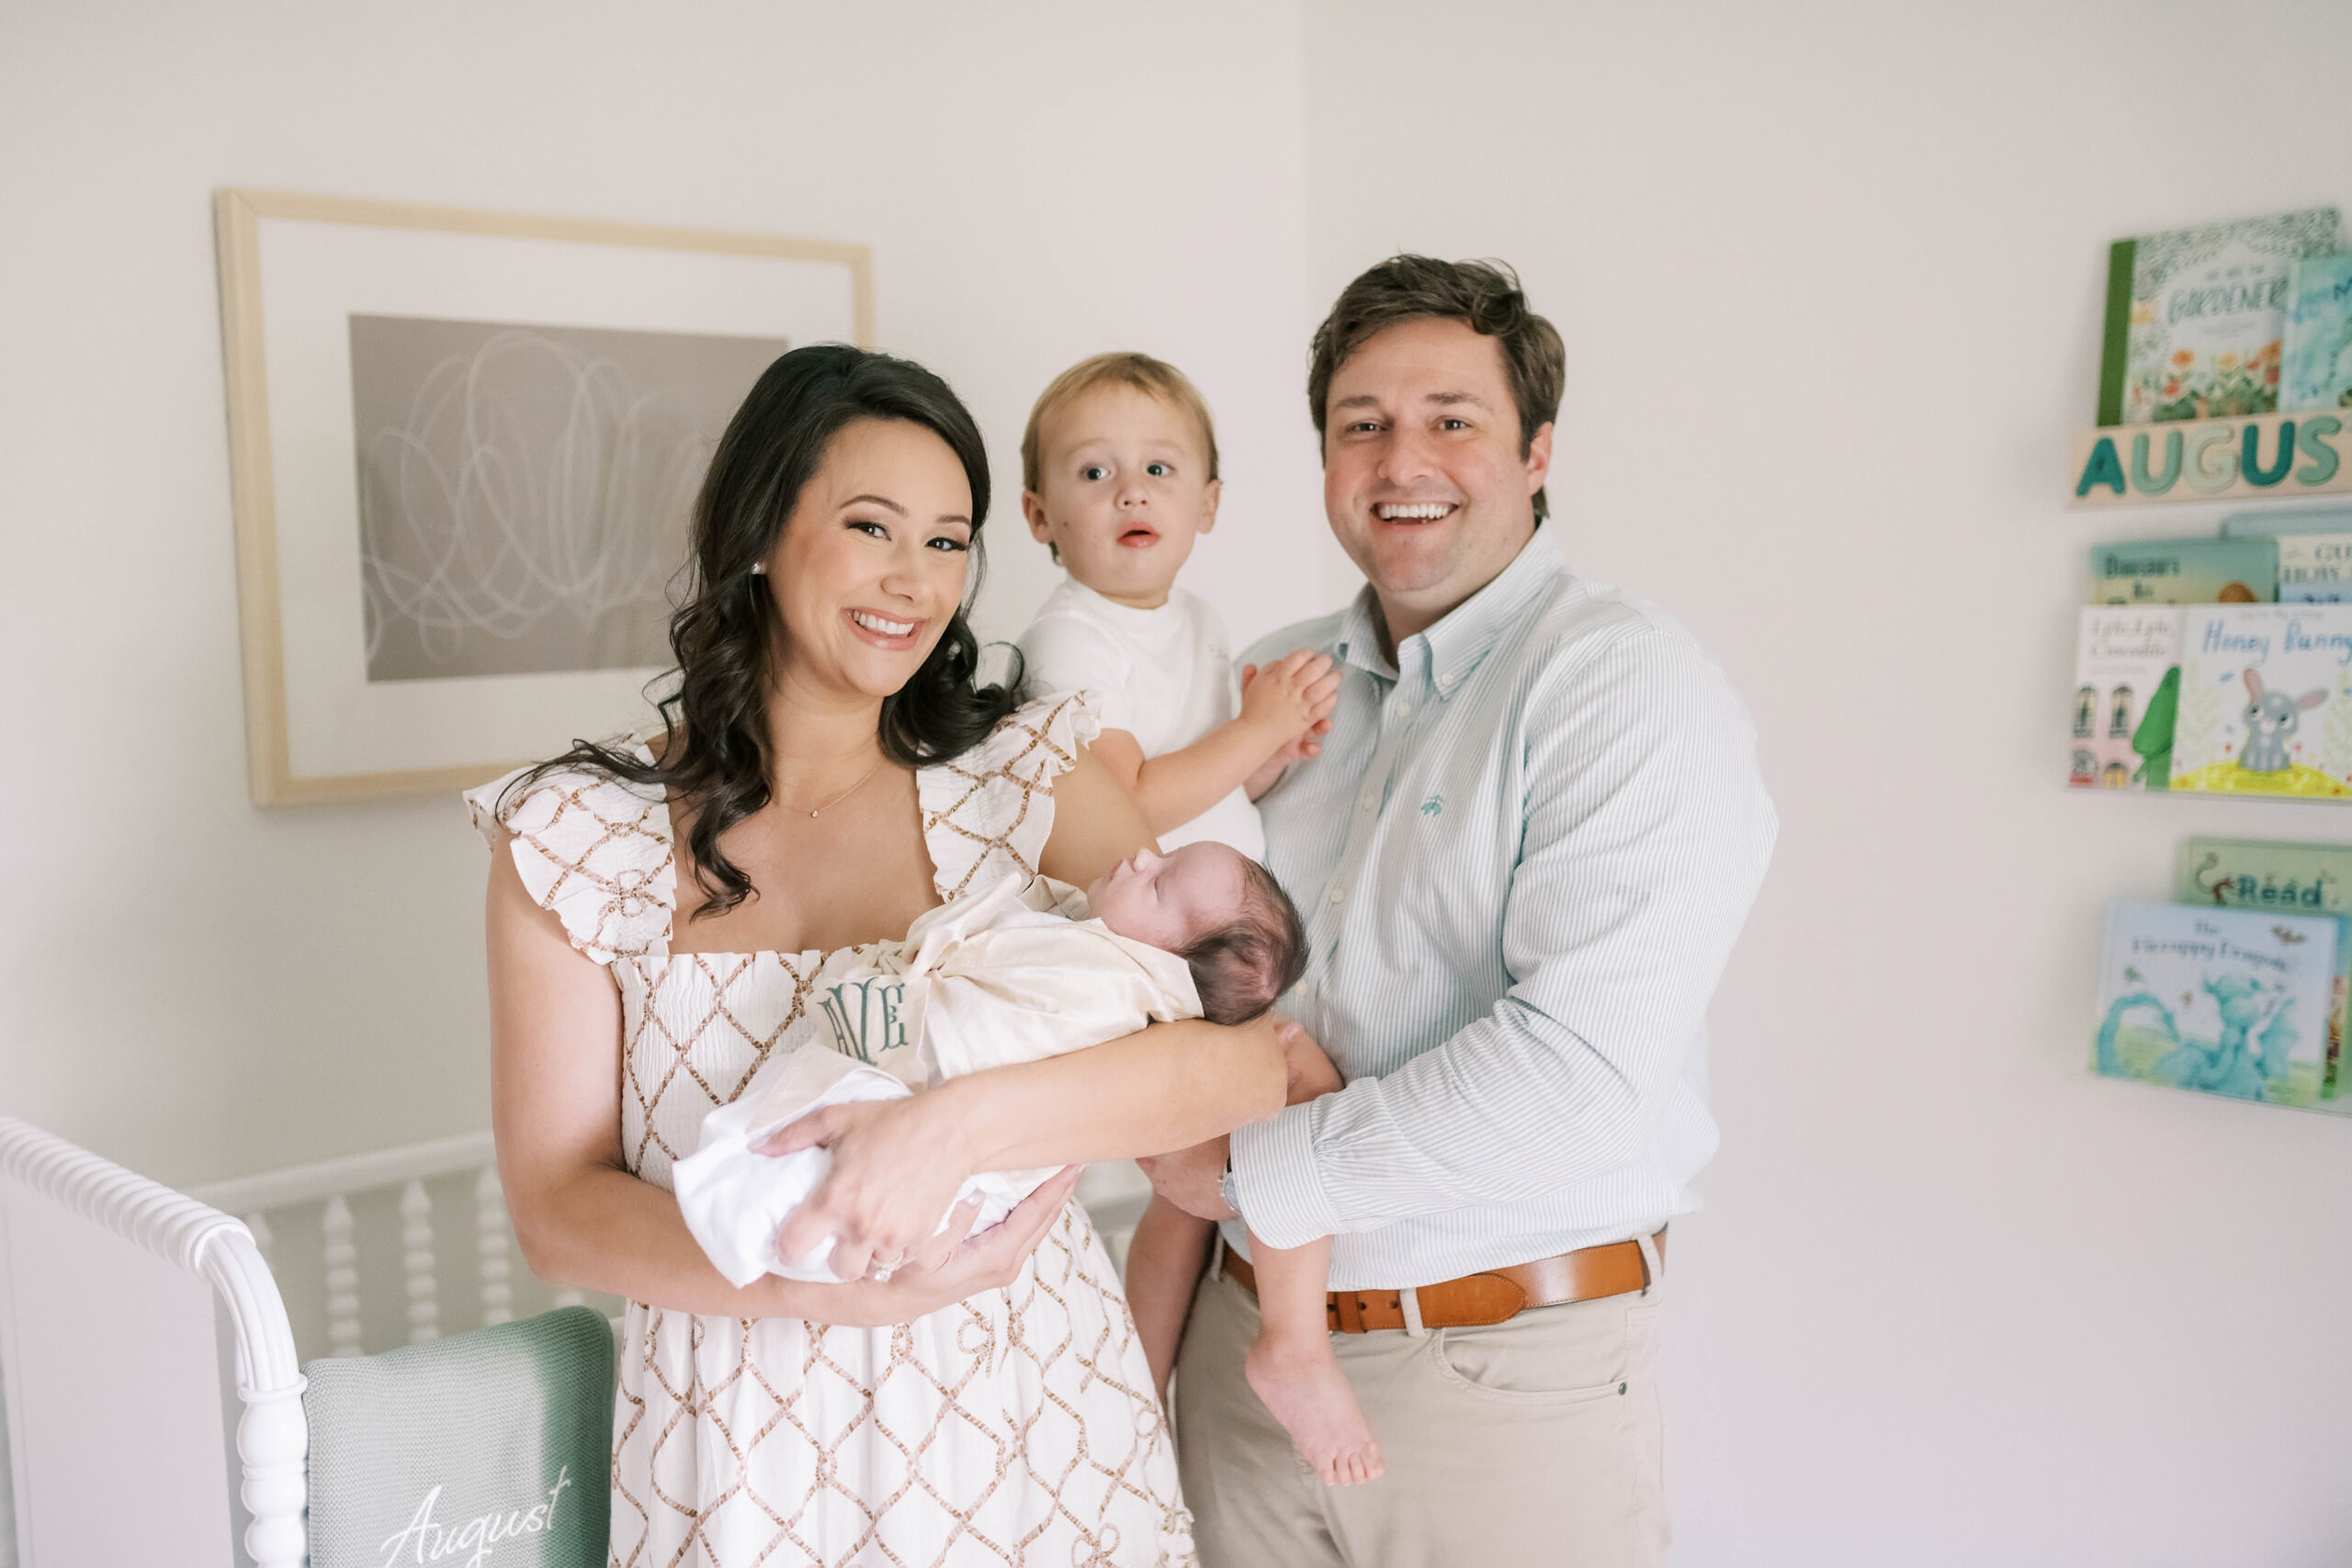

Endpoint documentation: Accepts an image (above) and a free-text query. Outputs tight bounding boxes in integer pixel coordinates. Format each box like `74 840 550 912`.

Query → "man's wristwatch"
1218 1148 1240 1220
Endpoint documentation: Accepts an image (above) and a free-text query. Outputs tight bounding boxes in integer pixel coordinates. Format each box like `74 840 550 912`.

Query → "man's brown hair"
1020 351 1220 496
1306 255 1565 521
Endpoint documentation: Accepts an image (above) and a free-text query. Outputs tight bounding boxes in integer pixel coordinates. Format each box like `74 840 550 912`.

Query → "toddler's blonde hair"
1020 352 1220 496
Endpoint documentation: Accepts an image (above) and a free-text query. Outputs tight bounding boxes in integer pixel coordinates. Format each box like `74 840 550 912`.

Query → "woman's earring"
751 560 767 576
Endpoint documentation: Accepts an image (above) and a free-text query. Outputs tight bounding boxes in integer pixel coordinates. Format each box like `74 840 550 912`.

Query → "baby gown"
466 694 1194 1568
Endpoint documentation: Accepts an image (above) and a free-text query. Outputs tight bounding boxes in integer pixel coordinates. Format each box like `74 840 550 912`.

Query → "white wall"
11 2 2352 1561
1298 2 2352 1562
0 0 1331 1187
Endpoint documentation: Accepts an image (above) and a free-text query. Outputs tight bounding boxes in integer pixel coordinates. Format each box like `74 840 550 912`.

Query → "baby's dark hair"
1176 855 1308 1025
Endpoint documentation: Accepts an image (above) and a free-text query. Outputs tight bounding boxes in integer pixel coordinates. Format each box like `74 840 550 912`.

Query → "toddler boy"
1017 353 1382 1486
1015 354 1338 853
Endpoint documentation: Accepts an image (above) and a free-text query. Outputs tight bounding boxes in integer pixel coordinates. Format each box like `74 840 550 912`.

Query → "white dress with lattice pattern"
467 696 1193 1568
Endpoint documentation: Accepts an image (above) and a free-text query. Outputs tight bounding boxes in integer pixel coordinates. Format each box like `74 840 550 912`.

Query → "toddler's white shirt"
1016 578 1266 857
673 873 1202 1285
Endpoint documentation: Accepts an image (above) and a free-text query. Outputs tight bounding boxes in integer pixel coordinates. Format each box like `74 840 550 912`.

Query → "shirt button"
1360 790 1378 812
1395 699 1413 718
1328 886 1346 905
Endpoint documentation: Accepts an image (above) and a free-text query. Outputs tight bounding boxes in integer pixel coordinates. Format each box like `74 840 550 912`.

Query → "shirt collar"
1059 576 1174 625
1333 525 1567 698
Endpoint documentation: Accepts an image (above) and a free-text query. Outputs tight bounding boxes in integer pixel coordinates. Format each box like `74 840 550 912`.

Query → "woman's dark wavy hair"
514 344 1019 918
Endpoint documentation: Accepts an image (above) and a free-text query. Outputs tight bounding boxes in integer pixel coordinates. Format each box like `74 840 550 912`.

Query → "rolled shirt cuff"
1229 1101 1342 1249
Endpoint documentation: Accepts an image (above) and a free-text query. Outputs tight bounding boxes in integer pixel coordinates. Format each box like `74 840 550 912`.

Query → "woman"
471 345 1285 1566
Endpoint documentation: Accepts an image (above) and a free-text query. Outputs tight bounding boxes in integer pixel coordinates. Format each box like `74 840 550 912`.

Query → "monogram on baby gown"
468 694 1194 1568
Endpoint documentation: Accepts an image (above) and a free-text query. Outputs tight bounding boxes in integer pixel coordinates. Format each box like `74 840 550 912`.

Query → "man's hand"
1137 1133 1235 1222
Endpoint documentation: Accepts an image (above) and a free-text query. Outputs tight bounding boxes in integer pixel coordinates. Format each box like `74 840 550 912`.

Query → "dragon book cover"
2096 900 2342 1108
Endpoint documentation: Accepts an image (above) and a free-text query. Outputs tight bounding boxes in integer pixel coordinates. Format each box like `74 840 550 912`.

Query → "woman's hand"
810 1168 1082 1326
1138 1019 1320 1221
760 1090 978 1284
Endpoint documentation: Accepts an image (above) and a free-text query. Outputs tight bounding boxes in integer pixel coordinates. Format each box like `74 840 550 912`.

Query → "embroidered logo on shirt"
1420 794 1444 818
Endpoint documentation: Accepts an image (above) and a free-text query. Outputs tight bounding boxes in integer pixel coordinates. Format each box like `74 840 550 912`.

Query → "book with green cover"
2175 837 2352 1098
2177 836 2352 914
2096 899 2344 1107
2087 536 2277 604
2070 606 2181 789
2097 208 2343 426
2280 253 2352 412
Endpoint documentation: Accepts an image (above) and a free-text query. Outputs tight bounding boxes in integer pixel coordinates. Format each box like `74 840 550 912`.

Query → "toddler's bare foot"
1244 1336 1384 1486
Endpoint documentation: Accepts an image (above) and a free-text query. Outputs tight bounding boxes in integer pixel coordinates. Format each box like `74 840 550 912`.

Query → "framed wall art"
214 188 872 805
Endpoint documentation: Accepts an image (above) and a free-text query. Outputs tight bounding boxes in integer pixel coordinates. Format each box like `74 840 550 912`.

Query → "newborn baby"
673 840 1305 1286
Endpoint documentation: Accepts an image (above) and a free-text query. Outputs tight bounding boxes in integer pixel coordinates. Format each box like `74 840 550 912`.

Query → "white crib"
0 1116 1152 1567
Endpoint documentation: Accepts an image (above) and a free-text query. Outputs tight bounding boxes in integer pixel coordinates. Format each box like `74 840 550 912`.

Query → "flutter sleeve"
917 693 1102 902
464 758 676 964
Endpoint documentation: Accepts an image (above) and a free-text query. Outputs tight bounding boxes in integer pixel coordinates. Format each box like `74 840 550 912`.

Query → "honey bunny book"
2169 604 2352 796
2096 900 2342 1107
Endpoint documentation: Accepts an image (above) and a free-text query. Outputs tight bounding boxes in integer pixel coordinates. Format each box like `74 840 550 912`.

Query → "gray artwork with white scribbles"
349 314 787 682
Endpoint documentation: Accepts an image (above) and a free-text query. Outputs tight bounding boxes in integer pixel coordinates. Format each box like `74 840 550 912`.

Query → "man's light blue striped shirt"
1227 525 1777 1289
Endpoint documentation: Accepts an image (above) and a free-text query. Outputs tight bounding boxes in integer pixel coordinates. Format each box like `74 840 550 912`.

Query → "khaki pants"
1172 1258 1668 1567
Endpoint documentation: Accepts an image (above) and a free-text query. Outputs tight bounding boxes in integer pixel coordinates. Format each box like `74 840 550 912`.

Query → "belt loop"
1399 1283 1426 1338
1634 1232 1662 1295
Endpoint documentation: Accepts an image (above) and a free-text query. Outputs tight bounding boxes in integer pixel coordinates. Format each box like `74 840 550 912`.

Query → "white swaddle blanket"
673 873 1203 1285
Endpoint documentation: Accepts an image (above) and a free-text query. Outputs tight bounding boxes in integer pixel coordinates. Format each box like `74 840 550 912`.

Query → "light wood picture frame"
214 189 873 805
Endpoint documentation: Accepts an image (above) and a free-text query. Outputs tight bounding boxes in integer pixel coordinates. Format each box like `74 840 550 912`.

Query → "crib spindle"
322 1192 362 1357
239 1380 309 1568
550 1286 585 1309
474 1164 514 1326
401 1179 440 1344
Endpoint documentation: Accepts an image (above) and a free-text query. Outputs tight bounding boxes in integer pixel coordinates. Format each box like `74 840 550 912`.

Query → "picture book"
2177 836 2352 916
2096 900 2343 1108
2070 606 2182 790
2175 837 2352 1098
2221 504 2352 538
2169 604 2352 797
2087 536 2277 604
2275 533 2352 603
2098 208 2344 426
2280 252 2352 412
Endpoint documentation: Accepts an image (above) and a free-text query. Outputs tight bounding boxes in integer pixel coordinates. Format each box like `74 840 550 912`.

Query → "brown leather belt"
1222 1229 1665 1333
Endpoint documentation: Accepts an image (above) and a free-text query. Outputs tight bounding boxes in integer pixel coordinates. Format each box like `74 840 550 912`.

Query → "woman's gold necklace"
784 754 888 819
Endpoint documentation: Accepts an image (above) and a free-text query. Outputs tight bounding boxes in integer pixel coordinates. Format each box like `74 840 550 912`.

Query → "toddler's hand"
1239 650 1340 750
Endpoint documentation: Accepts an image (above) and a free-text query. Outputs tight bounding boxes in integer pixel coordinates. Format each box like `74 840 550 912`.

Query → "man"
1142 255 1777 1565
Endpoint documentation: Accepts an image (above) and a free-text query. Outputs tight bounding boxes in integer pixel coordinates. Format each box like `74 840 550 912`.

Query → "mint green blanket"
301 1307 614 1568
